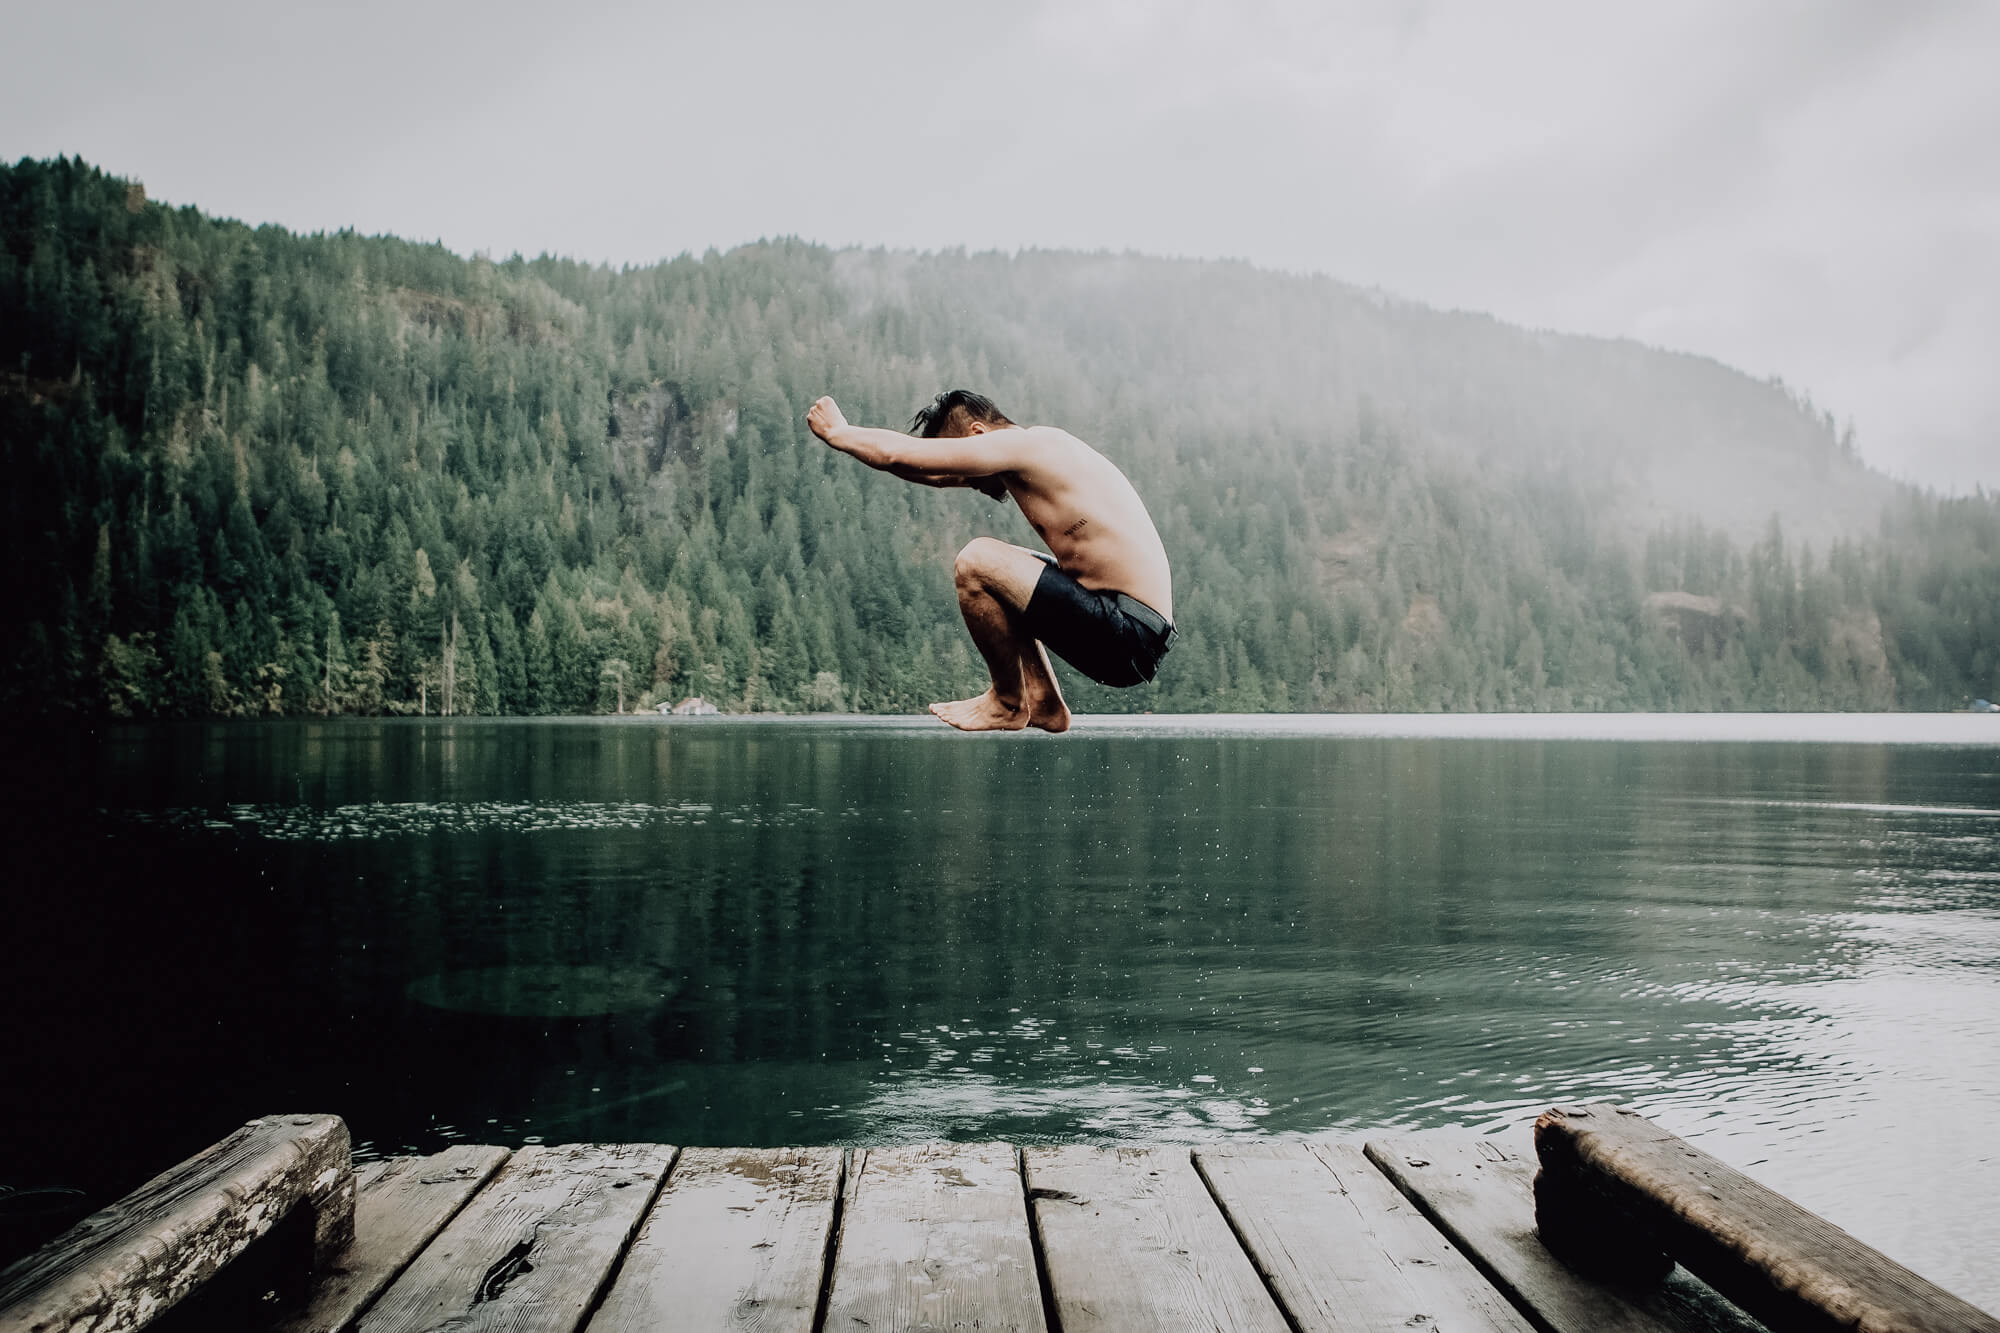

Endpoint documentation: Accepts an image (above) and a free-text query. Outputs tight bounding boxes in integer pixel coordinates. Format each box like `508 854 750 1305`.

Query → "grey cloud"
4 0 1991 488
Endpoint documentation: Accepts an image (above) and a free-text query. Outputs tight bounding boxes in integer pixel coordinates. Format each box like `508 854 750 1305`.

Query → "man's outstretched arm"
807 396 1022 478
888 464 1010 501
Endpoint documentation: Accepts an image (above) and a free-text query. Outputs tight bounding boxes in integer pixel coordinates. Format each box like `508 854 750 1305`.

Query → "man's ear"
967 421 989 434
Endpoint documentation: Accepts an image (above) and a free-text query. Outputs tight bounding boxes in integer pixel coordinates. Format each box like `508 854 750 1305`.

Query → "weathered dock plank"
1026 1145 1287 1333
1536 1103 2000 1333
354 1143 674 1333
13 1108 1989 1333
278 1145 511 1333
1366 1136 1765 1333
823 1142 1044 1333
586 1146 841 1333
0 1114 353 1333
1196 1140 1536 1332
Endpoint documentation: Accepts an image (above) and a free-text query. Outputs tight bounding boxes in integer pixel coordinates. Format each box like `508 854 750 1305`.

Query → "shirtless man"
806 389 1175 732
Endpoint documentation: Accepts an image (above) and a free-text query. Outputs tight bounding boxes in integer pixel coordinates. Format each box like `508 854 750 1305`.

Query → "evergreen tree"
524 607 554 715
324 611 352 712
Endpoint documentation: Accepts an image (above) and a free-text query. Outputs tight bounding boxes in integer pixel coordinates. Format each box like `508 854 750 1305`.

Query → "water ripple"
107 799 842 839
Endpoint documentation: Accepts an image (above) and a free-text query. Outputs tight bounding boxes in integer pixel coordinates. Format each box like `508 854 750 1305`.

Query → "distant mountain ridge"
828 246 1903 545
1 156 1991 718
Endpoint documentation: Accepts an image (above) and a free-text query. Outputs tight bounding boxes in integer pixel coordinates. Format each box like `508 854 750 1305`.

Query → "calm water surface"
5 715 1998 1304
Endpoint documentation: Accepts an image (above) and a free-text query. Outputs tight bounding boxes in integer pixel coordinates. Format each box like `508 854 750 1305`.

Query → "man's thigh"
970 539 1055 613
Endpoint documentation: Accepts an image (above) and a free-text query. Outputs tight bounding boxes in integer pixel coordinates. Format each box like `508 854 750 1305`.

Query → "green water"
6 715 1998 1304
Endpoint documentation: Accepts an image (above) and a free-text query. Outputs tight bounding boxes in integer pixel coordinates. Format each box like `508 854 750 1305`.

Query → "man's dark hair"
910 389 1015 438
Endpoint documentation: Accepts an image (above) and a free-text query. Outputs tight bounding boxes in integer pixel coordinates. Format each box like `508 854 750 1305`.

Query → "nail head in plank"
587 1146 840 1333
1196 1140 1536 1332
1365 1136 1765 1333
823 1142 1044 1333
1026 1145 1289 1333
0 1114 354 1333
279 1145 512 1333
355 1142 675 1333
1535 1103 2000 1333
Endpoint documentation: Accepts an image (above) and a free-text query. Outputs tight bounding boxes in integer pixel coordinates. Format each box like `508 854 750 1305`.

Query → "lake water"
5 714 1998 1306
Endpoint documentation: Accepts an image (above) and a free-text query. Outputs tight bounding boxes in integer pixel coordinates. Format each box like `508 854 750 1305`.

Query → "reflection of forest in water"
9 719 1998 1298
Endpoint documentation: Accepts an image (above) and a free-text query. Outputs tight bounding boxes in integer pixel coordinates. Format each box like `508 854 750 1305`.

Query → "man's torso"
999 427 1174 621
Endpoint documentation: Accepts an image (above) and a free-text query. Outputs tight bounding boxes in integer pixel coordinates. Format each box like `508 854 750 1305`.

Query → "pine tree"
99 632 160 717
524 607 555 715
324 611 352 713
353 621 395 714
598 657 632 713
490 609 527 713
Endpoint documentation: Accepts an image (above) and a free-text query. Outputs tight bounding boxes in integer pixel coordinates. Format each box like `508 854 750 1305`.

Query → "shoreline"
78 710 2000 746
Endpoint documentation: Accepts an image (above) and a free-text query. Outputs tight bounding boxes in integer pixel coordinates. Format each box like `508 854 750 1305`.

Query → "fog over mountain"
825 247 1901 548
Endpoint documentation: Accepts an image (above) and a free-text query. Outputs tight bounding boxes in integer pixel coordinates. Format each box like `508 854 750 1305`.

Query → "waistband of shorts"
1113 592 1175 643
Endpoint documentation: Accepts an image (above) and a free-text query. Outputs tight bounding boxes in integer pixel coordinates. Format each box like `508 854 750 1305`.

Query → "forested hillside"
2 156 1994 719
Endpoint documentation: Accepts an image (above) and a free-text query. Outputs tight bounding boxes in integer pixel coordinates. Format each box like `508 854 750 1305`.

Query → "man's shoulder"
1013 424 1090 454
980 424 1062 464
1006 426 1121 487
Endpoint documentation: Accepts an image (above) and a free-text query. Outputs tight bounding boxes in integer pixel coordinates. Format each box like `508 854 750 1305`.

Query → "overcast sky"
9 0 1995 490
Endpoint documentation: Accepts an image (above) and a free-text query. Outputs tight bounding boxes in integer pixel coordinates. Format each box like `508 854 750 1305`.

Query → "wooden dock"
4 1107 1997 1332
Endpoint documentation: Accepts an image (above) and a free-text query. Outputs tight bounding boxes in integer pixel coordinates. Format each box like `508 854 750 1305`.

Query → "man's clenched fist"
807 395 847 444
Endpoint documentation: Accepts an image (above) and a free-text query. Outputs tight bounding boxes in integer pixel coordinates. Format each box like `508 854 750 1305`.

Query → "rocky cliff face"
1645 592 1744 657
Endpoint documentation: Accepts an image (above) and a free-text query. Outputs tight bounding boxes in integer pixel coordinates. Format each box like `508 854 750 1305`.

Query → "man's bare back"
992 428 1174 623
807 390 1176 731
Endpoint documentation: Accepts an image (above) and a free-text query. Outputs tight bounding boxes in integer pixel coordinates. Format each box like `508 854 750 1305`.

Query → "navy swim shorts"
1021 552 1176 687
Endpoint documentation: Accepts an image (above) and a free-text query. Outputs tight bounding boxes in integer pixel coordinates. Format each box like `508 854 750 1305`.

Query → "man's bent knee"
954 537 1045 611
954 537 1011 589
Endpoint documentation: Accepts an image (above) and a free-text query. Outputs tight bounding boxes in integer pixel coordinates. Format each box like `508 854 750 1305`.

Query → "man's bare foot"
1025 684 1071 733
928 689 1031 731
1022 642 1071 733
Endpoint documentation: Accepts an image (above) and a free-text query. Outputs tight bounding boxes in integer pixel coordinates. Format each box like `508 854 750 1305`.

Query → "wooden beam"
353 1143 674 1333
586 1146 841 1333
0 1114 354 1333
822 1143 1045 1332
1196 1141 1536 1332
1026 1145 1288 1333
1534 1103 2000 1333
1365 1135 1762 1333
278 1145 511 1333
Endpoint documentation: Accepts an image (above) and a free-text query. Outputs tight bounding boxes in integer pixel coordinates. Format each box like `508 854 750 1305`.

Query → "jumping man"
806 389 1175 732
